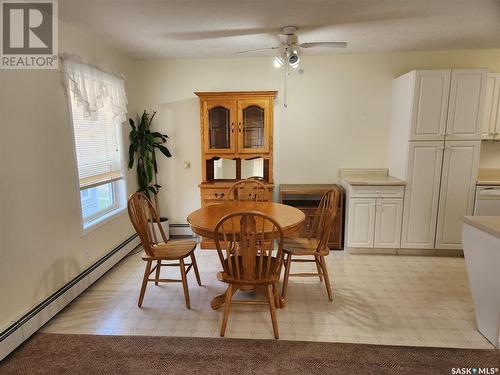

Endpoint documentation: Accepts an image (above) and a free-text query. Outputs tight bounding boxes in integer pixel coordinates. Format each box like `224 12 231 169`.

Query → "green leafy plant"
127 111 171 207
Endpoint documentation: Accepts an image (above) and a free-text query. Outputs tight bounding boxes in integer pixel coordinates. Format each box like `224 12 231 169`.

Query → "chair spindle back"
127 192 168 256
308 189 340 253
225 179 270 202
214 211 283 283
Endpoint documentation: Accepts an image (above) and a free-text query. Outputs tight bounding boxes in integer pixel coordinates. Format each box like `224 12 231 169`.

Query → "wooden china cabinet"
195 91 277 249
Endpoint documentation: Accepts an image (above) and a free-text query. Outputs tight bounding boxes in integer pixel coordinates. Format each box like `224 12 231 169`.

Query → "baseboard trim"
0 234 140 361
346 247 463 256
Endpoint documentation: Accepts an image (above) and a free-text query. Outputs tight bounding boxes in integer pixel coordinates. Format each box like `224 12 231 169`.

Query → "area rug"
1 333 498 375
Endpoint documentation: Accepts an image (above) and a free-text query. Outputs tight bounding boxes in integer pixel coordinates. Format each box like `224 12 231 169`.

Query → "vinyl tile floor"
41 247 494 349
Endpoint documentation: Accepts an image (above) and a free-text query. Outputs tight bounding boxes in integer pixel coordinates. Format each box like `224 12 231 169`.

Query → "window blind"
70 95 123 189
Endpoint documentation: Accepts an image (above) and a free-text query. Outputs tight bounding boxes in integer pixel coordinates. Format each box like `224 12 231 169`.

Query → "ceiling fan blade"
166 27 277 41
235 46 280 54
297 42 347 49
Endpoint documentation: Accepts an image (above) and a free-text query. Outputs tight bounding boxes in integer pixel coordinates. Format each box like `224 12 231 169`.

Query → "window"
63 59 128 230
80 182 116 222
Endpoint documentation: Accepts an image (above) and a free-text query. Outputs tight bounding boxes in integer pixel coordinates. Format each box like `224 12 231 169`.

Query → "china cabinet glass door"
204 101 236 153
237 99 269 153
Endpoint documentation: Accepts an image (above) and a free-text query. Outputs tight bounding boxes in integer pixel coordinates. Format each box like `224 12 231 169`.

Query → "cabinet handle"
239 123 242 132
231 123 234 133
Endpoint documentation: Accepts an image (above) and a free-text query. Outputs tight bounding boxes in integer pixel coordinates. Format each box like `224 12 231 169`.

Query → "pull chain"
284 60 289 108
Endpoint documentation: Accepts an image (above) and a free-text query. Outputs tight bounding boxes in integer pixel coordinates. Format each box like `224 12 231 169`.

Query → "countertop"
463 216 500 240
477 168 500 186
339 168 406 186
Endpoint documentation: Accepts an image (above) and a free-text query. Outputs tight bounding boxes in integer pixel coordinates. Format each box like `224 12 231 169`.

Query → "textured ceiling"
59 0 500 59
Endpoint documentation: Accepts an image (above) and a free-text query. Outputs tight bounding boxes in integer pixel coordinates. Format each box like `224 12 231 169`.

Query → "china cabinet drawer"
350 186 404 199
202 189 228 201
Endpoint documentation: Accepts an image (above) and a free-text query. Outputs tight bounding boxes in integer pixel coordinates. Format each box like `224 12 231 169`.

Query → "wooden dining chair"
214 211 284 339
225 179 270 202
280 189 339 307
127 192 201 309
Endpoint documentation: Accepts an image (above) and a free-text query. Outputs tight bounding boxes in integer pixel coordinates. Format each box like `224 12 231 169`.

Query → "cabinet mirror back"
209 157 265 181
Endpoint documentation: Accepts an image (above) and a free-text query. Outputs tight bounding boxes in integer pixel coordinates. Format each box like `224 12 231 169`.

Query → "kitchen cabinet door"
481 74 500 140
435 141 481 249
410 70 451 141
401 142 444 249
446 69 488 140
347 198 376 248
495 76 500 141
374 199 403 248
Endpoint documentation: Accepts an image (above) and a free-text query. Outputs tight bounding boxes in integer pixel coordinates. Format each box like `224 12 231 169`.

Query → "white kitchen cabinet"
446 69 488 140
393 69 487 142
481 73 500 140
400 142 444 249
435 141 481 249
347 198 376 248
341 178 405 250
374 199 403 248
390 69 484 251
410 70 451 141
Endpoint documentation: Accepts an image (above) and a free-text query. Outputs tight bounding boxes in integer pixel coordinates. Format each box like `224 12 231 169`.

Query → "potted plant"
127 110 172 239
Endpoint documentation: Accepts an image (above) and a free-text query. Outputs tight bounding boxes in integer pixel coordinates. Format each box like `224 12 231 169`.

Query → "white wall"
0 21 138 329
479 142 500 168
135 49 500 224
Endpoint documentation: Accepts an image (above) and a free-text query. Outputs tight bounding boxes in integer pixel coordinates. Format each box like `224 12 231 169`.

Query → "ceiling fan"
235 26 347 107
236 26 347 67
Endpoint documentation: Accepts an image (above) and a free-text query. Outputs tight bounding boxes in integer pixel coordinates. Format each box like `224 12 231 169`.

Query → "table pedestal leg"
211 292 227 310
211 285 286 310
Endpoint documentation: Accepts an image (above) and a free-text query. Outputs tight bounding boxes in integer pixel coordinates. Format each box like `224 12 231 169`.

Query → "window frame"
80 181 119 223
65 82 128 236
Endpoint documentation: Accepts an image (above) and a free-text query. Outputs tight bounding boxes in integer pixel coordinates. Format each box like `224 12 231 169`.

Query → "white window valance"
62 58 128 123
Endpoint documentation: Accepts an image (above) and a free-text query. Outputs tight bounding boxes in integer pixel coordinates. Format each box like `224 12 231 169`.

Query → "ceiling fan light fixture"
288 51 299 66
273 56 284 68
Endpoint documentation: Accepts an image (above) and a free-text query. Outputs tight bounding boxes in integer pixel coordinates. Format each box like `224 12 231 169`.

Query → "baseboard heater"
0 234 140 361
170 223 195 237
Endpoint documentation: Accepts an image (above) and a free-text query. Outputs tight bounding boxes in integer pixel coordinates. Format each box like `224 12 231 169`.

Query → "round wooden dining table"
187 201 305 309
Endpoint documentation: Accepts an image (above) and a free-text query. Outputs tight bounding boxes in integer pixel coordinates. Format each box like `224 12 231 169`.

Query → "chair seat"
283 237 329 256
218 255 280 284
142 239 197 260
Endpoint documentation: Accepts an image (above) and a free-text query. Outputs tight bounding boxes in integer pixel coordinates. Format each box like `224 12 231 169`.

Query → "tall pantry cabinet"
388 69 487 250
